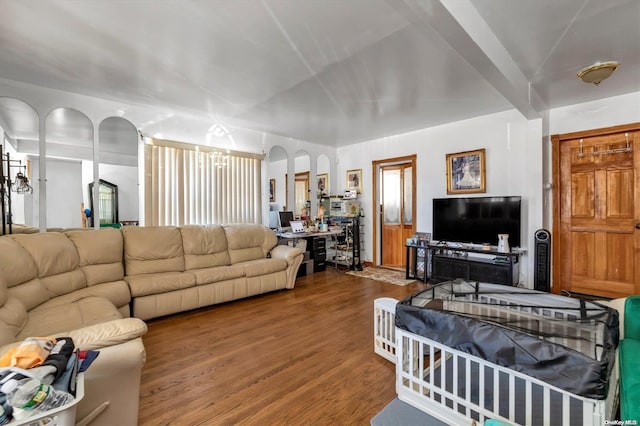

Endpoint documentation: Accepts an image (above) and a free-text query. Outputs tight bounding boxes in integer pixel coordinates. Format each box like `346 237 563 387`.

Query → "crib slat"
509 374 515 421
453 353 458 413
543 387 550 425
525 380 532 426
479 361 485 414
563 392 570 425
465 357 471 418
429 344 434 400
493 367 499 415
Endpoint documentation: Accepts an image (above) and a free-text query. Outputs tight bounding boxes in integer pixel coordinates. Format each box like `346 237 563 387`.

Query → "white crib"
375 282 620 426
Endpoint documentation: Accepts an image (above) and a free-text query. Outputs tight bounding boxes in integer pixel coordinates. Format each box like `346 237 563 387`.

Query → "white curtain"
145 139 263 226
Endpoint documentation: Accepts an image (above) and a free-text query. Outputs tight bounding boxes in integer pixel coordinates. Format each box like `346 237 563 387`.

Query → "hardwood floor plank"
139 269 426 425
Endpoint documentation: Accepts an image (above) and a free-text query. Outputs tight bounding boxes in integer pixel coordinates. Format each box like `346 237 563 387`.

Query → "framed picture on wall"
317 173 328 196
346 169 362 193
446 148 486 194
269 178 276 202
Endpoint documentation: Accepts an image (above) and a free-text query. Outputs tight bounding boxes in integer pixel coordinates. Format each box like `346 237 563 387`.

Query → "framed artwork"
317 173 328 196
269 178 276 202
346 169 362 193
446 148 486 194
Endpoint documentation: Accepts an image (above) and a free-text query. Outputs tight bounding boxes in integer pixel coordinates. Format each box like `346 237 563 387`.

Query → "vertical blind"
145 139 263 226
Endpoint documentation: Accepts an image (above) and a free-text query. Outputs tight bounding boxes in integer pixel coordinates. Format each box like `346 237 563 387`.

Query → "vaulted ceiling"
0 0 638 147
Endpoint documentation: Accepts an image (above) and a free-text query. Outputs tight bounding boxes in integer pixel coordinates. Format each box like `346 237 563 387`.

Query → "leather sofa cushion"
66 228 125 285
10 233 88 300
0 237 38 287
241 258 288 278
190 264 245 285
123 226 185 275
126 271 196 297
42 281 131 313
18 296 122 339
180 225 231 270
7 279 49 312
10 233 81 278
224 224 277 264
0 297 28 346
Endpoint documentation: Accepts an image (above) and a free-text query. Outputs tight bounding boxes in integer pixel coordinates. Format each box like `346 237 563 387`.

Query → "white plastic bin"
9 373 84 426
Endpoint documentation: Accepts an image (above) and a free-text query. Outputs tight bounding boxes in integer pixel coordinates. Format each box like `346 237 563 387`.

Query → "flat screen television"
432 196 522 247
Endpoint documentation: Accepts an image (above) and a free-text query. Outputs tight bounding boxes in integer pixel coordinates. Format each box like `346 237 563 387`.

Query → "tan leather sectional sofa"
0 224 303 425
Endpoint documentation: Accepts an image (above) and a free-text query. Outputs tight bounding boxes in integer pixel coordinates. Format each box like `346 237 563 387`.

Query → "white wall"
549 91 640 135
337 109 543 286
45 157 83 229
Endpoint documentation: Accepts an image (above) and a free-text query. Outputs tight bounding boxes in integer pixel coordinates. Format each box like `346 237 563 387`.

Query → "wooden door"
380 163 414 268
552 123 640 298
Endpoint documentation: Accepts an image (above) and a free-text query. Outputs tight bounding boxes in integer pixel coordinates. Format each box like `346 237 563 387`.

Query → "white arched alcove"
0 97 39 230
45 107 93 229
98 117 140 226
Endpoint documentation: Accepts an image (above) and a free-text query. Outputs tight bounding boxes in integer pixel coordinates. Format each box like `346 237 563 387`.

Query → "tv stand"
406 242 523 286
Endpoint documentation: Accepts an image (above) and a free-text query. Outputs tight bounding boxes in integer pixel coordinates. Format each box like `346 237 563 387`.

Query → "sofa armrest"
77 337 146 426
270 245 303 289
270 245 303 265
63 318 148 351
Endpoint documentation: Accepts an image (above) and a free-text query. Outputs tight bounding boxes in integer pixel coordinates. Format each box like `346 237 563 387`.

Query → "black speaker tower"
534 229 551 292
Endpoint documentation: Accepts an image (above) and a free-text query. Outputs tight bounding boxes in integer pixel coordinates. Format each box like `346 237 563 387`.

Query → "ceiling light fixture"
577 61 619 85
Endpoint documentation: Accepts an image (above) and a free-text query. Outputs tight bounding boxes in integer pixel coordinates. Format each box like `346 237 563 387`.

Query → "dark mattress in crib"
395 280 619 400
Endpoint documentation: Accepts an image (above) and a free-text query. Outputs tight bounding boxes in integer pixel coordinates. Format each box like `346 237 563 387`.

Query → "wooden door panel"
571 232 595 277
571 173 594 218
381 225 402 265
553 124 640 298
607 170 634 217
606 233 634 282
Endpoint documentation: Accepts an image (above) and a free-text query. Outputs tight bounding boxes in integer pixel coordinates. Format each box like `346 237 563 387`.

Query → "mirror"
89 179 118 226
98 117 139 227
46 108 93 229
0 97 39 231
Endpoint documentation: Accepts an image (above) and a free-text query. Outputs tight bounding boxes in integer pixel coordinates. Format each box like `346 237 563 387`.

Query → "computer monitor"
278 211 294 231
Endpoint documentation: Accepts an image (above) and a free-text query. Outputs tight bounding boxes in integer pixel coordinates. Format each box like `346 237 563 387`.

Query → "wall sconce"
577 61 619 85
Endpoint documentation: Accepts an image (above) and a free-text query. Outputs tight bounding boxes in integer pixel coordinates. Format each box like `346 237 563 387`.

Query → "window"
144 139 263 226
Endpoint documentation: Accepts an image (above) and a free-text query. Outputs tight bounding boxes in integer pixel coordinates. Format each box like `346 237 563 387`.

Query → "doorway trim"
372 154 417 267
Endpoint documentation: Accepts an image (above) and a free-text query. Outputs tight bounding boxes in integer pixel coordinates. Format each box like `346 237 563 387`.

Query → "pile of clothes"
0 337 98 424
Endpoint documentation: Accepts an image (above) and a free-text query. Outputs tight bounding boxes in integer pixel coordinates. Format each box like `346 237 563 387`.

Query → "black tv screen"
432 196 522 247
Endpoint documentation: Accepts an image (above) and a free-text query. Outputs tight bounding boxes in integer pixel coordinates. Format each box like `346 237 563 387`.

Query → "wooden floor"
138 268 427 425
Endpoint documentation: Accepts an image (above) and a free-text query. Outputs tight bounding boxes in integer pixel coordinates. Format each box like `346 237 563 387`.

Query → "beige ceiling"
0 0 638 147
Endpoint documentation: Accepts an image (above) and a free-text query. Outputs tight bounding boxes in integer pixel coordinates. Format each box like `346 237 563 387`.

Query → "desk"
277 228 343 274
